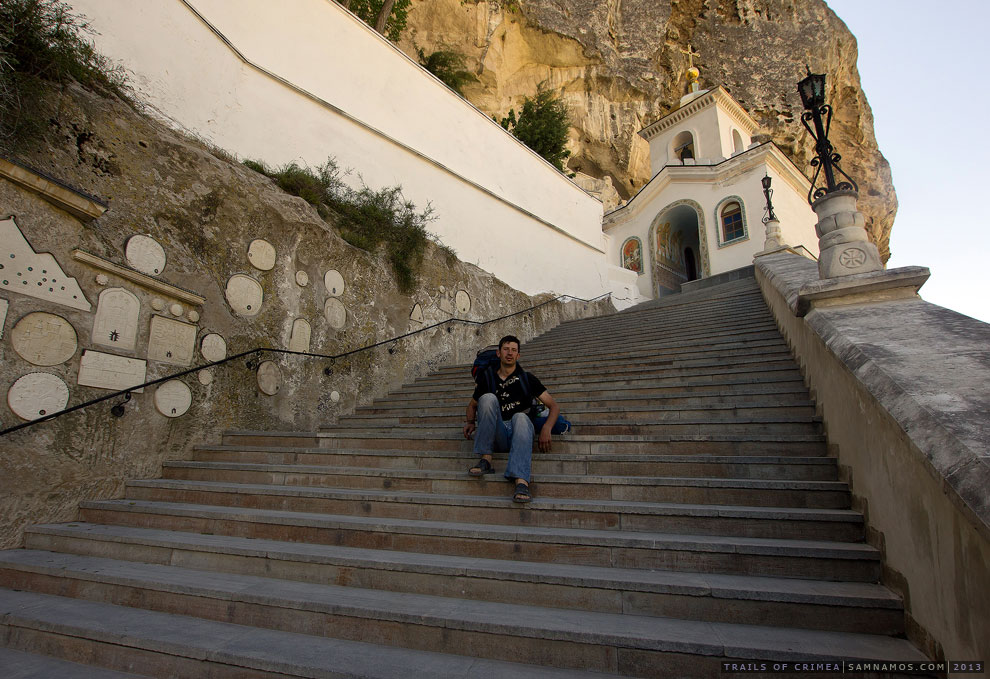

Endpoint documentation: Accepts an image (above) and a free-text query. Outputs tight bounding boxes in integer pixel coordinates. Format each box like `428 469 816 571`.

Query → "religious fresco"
654 221 687 275
621 238 643 273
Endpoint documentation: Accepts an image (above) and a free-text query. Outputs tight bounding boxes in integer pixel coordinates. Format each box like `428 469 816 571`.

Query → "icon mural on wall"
0 217 91 311
93 287 140 351
621 238 643 273
655 221 686 274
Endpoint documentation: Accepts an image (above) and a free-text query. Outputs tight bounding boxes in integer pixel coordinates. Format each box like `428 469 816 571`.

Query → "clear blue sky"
824 1 989 323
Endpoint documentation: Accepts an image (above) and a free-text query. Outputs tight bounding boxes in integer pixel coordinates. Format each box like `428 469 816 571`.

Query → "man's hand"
463 422 476 439
538 424 553 452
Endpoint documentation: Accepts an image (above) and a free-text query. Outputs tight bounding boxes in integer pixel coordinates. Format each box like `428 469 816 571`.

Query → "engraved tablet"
409 303 424 323
295 270 309 287
125 235 167 276
438 296 454 314
324 269 344 297
77 350 147 393
148 315 196 366
0 297 7 339
324 298 346 330
455 290 471 314
8 372 69 420
225 274 263 316
11 312 77 366
154 379 191 417
0 216 91 311
257 361 282 395
200 333 227 362
289 318 311 353
247 239 276 271
93 288 139 351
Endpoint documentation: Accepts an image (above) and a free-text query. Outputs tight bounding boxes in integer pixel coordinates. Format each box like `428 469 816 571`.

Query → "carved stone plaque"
247 239 276 271
8 372 69 421
154 379 191 417
289 318 311 353
77 350 147 393
325 298 346 330
187 310 200 323
93 287 140 351
11 312 78 366
409 303 424 324
200 333 227 362
438 296 454 314
125 235 167 276
324 269 345 297
198 369 214 385
257 361 282 395
225 274 263 317
0 216 90 311
0 297 7 339
169 303 184 317
148 315 197 366
455 290 471 314
295 271 309 287
330 390 341 403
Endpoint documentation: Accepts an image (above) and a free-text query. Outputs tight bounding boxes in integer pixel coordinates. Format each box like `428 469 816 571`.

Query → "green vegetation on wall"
243 158 454 293
417 48 476 96
336 0 411 42
497 83 573 175
0 0 127 154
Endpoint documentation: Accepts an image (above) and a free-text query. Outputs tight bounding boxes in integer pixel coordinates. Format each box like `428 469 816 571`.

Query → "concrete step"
0 588 616 679
123 478 862 540
21 524 896 633
0 550 911 666
157 464 850 508
192 447 840 480
77 500 882 581
536 300 772 336
0 646 150 679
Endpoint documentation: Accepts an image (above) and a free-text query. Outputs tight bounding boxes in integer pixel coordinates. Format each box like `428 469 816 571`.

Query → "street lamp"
797 69 858 205
761 174 777 224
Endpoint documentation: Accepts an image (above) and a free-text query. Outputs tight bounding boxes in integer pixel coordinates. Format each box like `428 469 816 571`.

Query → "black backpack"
470 346 571 434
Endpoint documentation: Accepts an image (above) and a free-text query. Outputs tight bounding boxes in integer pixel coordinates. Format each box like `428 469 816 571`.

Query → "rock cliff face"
399 0 896 261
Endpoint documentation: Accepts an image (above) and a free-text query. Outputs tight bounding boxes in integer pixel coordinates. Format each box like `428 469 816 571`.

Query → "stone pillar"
813 189 883 279
763 218 784 251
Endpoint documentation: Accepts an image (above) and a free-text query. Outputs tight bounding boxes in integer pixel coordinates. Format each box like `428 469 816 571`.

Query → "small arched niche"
731 129 744 155
672 130 695 161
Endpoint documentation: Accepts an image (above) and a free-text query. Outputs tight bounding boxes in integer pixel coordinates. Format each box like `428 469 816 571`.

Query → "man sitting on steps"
463 335 560 503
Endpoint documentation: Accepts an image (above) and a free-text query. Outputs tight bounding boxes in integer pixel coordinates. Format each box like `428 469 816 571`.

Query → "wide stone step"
21 525 897 633
0 646 150 678
192 447 839 480
77 500 881 581
0 549 911 668
532 303 772 338
0 588 614 679
157 465 849 508
124 479 862 540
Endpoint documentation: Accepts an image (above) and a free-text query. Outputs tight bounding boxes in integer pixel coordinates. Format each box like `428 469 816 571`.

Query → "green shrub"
0 0 127 153
243 157 441 293
498 82 573 175
338 0 411 42
417 48 475 96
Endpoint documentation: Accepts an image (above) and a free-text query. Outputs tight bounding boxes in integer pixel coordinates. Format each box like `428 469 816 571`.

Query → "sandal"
512 482 532 503
469 458 495 476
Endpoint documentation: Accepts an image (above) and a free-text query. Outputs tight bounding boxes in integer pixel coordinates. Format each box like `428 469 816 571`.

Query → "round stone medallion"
225 274 263 316
455 290 471 314
257 360 282 395
324 269 345 297
151 298 165 312
125 235 167 276
295 270 309 287
247 239 276 271
324 298 346 330
11 312 78 366
198 369 214 386
200 333 227 363
7 372 69 421
154 379 192 417
187 310 200 323
169 303 184 317
330 390 341 403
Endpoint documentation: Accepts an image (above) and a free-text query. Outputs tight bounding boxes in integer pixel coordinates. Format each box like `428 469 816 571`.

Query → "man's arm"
536 391 559 453
463 398 478 439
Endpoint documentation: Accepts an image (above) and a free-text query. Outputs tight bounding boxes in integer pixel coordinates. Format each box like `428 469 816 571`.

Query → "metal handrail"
0 291 612 437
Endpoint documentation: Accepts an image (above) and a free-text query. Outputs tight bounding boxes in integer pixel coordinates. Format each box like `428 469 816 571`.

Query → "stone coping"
0 157 107 221
755 252 990 539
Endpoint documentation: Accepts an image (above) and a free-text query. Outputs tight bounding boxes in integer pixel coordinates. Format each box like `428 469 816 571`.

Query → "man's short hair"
498 335 521 350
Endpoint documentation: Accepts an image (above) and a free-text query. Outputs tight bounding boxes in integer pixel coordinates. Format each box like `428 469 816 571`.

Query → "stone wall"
0 84 613 550
755 252 990 662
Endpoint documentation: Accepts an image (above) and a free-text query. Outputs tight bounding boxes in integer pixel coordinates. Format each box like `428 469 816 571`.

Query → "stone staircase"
0 277 930 677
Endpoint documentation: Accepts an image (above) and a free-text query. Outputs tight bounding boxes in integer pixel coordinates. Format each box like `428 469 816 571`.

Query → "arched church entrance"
649 201 705 298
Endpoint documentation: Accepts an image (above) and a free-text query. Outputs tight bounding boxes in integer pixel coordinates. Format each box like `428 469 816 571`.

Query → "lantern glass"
798 72 826 110
761 175 772 190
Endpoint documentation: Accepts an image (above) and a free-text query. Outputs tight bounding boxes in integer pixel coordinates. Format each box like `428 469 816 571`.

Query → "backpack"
471 346 572 435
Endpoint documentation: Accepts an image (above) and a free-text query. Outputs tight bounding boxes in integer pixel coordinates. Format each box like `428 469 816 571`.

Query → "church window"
717 199 748 245
672 131 695 162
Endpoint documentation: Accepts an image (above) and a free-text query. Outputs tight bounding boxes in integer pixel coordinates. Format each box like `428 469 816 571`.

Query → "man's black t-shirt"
472 366 546 421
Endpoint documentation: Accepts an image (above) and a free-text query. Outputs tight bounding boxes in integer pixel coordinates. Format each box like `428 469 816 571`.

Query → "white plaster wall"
69 0 609 298
768 170 821 257
715 108 751 159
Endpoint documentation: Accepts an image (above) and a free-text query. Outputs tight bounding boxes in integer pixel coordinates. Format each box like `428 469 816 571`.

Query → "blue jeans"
473 393 534 482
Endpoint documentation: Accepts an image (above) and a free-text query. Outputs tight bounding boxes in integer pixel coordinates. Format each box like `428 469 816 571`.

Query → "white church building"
604 70 820 300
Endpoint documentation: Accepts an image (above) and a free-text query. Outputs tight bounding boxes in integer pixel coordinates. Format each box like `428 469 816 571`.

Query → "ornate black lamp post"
761 174 777 224
797 69 858 205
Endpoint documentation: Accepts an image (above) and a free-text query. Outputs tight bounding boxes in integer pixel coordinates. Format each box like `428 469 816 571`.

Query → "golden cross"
680 43 700 68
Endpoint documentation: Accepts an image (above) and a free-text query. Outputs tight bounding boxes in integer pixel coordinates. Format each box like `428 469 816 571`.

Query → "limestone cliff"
399 0 896 261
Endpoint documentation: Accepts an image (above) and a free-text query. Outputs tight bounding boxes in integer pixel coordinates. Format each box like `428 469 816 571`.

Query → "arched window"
672 130 695 161
731 129 744 155
720 201 744 243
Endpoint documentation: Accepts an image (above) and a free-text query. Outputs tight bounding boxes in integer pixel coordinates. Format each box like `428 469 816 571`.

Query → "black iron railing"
0 292 612 437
